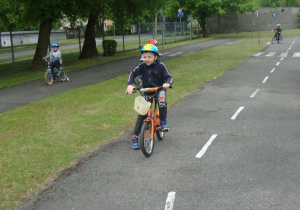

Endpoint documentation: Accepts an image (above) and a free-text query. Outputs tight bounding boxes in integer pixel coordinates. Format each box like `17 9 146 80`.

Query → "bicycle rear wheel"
139 122 154 157
44 71 53 85
156 123 164 141
58 68 67 82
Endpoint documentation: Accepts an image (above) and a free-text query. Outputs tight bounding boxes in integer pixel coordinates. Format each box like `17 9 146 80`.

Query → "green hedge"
102 40 117 56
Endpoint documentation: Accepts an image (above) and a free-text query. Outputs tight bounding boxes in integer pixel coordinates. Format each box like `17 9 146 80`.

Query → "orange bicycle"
133 86 171 157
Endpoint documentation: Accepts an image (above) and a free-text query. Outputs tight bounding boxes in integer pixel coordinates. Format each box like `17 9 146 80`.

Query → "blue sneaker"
160 121 169 132
131 135 139 149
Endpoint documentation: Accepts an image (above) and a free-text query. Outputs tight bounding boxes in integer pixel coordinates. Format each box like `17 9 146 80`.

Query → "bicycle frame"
143 97 160 140
138 87 161 140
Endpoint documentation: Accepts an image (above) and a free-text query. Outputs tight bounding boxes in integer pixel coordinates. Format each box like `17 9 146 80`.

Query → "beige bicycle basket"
134 96 151 115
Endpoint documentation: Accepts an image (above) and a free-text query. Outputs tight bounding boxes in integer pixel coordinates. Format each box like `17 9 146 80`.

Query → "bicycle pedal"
161 128 169 132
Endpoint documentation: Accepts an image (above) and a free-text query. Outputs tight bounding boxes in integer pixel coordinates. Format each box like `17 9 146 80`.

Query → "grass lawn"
0 41 266 209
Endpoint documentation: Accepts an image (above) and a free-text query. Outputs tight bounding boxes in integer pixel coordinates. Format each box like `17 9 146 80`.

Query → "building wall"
0 30 66 47
209 7 300 34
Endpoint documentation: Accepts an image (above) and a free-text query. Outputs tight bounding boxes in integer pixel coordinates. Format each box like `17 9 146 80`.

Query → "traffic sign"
272 12 277 18
177 12 183 18
178 8 182 13
187 15 194 22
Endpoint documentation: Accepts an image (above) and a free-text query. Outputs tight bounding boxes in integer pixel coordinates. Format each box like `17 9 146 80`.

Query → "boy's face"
52 47 58 52
143 52 158 66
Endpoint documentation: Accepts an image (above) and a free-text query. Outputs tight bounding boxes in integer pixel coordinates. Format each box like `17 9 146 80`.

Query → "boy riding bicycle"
126 44 173 149
43 42 62 78
272 24 282 40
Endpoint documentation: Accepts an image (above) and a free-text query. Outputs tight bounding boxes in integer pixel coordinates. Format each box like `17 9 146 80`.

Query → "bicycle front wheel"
58 68 67 82
44 71 53 85
139 122 154 157
271 38 274 44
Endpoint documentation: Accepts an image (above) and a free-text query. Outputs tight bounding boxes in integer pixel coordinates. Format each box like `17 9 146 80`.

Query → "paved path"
0 38 236 113
21 36 300 209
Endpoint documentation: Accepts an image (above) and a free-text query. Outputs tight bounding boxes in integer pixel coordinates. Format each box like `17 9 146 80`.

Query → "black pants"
50 59 60 75
133 90 167 136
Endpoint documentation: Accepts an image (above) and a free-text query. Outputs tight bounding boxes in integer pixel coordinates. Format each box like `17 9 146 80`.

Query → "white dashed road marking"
168 52 183 56
266 52 276 57
165 192 176 210
262 76 269 83
271 68 275 73
293 52 300 57
231 107 245 120
254 52 264 56
279 52 288 57
250 89 260 98
196 134 218 158
161 52 172 56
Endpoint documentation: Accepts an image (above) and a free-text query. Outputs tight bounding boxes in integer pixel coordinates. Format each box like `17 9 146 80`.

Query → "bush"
102 40 117 56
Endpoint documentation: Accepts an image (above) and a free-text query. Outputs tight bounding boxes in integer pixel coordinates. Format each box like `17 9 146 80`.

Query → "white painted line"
196 134 218 158
250 89 260 98
262 76 269 83
165 192 176 210
266 52 276 57
280 58 284 61
276 62 280 66
293 52 300 57
168 52 183 56
254 52 264 56
271 68 276 73
279 52 288 57
231 107 245 120
161 52 172 56
266 42 271 45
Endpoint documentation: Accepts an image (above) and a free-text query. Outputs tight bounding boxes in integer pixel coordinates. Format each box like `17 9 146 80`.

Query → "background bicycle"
271 32 282 44
44 58 69 85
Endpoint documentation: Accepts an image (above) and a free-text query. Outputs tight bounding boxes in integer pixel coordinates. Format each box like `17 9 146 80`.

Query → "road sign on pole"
272 12 277 28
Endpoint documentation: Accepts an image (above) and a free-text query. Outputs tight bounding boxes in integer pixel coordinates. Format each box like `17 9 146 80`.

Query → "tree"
185 0 224 38
184 0 258 38
258 0 300 7
0 0 20 31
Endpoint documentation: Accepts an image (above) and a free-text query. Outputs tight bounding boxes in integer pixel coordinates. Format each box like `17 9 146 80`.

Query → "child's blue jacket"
127 59 173 87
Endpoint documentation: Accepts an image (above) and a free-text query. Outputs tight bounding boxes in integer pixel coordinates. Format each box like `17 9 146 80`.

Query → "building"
0 30 66 47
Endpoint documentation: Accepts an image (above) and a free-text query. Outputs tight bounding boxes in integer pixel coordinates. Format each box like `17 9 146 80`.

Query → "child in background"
43 42 62 78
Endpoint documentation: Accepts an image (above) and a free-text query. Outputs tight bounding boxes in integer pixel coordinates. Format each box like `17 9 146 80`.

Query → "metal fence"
136 21 202 47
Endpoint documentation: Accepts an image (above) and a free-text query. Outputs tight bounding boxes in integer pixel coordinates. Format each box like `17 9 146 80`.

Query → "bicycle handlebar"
133 85 172 93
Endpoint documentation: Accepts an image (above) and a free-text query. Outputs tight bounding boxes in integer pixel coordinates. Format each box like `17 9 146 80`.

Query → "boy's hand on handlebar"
126 85 134 95
163 83 170 90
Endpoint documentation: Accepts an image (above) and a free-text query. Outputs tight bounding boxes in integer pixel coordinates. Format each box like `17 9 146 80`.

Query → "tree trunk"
201 12 208 38
79 11 100 59
31 19 53 70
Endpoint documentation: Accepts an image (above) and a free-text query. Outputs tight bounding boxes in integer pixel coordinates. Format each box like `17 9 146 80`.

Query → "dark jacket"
127 59 173 87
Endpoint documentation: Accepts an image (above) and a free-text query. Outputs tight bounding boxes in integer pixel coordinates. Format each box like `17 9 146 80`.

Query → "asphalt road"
19 36 300 209
0 38 236 113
